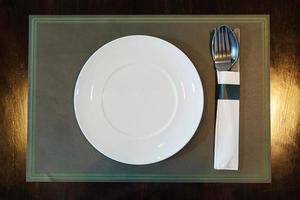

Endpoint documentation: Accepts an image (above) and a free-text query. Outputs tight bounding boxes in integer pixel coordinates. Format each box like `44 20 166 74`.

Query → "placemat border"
27 15 270 183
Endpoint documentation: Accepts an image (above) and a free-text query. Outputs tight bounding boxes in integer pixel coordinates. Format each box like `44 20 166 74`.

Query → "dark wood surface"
0 0 299 199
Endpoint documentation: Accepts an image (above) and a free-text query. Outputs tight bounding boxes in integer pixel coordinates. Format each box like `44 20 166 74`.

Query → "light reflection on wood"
2 66 27 186
271 66 300 178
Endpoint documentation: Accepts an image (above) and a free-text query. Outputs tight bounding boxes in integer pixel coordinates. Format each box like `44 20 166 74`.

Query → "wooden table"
0 0 299 199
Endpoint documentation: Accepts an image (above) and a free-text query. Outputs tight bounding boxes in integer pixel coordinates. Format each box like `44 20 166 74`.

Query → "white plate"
74 35 204 165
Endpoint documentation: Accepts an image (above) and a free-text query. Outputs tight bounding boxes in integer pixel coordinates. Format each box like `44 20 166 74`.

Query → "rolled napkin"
214 29 240 170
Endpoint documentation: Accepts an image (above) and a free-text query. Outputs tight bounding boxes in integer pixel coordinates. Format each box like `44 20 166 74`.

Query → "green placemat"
27 15 270 182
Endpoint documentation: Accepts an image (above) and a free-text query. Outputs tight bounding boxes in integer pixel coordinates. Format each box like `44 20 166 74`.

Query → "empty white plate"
74 35 204 165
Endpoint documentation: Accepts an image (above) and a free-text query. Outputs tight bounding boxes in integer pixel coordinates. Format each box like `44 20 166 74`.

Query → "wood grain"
0 0 299 199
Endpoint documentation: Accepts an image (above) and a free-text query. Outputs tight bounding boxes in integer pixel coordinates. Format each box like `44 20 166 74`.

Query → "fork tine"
221 26 226 58
224 26 231 58
213 28 218 59
217 27 222 58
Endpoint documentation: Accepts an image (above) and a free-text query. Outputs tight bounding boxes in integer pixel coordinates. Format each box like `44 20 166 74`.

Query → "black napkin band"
217 84 240 100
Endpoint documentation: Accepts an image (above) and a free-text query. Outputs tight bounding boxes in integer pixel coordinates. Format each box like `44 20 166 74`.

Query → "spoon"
210 25 239 70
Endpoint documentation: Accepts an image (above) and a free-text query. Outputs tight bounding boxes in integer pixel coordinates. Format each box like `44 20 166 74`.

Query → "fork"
212 26 232 71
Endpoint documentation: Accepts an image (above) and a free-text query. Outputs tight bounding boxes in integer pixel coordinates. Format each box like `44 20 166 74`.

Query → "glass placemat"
27 15 270 182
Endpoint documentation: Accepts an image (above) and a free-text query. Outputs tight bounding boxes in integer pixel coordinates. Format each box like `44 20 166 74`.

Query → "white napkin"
214 28 240 170
214 71 240 170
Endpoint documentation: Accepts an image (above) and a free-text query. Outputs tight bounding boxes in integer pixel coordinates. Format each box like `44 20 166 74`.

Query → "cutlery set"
210 25 240 170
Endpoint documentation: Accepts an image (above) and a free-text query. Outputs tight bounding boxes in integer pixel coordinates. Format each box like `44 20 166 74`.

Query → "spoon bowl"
211 25 239 66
